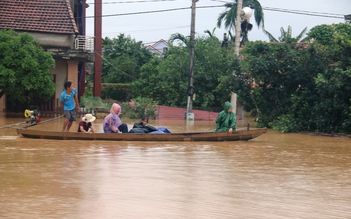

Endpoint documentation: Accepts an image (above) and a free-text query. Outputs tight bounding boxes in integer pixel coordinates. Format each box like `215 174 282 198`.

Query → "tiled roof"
146 39 169 54
146 45 163 55
0 0 78 34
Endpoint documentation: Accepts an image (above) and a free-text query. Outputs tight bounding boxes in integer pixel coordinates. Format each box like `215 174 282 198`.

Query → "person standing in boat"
78 113 96 133
103 103 129 133
60 81 80 132
213 101 236 133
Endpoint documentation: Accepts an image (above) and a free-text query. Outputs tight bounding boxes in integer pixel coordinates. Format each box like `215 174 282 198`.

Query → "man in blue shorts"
60 81 80 132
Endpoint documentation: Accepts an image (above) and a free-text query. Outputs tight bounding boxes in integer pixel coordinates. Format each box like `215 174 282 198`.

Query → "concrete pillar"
0 96 4 113
231 92 237 115
66 60 79 90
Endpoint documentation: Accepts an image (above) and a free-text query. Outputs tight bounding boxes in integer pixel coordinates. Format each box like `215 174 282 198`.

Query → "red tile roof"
0 0 78 34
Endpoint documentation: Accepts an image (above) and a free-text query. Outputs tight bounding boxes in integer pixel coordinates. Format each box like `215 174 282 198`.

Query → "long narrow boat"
17 128 266 142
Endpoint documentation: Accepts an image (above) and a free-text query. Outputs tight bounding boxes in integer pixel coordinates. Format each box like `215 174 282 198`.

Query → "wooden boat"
16 127 266 142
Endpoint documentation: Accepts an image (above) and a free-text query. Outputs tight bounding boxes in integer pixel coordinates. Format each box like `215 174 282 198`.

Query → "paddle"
0 121 27 130
23 115 64 129
1 111 64 130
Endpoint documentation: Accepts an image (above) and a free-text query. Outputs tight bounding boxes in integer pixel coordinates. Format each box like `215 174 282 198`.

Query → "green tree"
263 25 308 43
309 23 351 133
306 24 339 45
305 24 334 45
239 41 320 128
100 34 153 84
0 30 55 111
136 34 238 109
239 22 351 134
138 43 189 106
217 0 264 46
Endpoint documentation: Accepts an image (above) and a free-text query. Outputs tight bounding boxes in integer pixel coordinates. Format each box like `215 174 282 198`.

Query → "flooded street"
1 116 351 218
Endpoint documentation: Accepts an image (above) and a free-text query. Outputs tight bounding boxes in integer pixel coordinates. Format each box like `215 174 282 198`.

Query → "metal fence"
74 35 94 51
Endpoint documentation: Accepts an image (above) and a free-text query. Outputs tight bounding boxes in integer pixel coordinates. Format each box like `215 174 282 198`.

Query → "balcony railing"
75 35 94 51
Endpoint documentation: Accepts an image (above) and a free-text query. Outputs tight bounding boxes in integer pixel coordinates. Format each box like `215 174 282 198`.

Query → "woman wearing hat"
78 113 96 133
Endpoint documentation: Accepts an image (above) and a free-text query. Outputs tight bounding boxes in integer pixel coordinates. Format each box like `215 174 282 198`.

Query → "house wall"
52 59 79 109
20 31 73 49
67 60 80 91
0 95 4 113
53 60 67 99
154 41 169 52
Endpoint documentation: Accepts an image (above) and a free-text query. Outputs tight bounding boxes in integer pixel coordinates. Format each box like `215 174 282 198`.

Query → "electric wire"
87 0 177 4
84 2 346 38
85 2 346 20
85 6 345 19
93 51 138 80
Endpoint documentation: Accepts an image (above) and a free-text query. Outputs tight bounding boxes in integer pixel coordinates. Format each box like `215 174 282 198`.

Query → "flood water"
1 116 351 219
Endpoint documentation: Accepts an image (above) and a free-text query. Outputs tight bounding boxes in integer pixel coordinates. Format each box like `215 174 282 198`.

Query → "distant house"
145 39 170 56
0 0 94 113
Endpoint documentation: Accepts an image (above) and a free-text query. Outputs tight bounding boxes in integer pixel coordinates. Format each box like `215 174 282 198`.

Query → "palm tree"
169 33 190 47
217 0 264 46
263 26 308 43
204 27 217 38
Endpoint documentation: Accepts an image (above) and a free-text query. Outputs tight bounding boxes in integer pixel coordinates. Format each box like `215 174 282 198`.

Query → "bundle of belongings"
129 121 171 134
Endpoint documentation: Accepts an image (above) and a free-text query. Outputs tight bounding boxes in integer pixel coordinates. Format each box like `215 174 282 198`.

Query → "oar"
0 121 27 130
23 115 64 129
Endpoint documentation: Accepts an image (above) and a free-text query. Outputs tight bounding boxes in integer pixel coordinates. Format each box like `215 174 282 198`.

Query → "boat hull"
17 128 266 141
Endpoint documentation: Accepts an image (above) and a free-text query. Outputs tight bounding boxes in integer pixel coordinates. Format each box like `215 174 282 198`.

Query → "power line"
263 6 344 19
86 6 191 18
85 4 346 19
87 0 176 4
84 2 346 41
103 25 189 36
85 0 348 19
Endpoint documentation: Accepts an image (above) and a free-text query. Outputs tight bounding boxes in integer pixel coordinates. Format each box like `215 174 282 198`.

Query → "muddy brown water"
1 116 351 219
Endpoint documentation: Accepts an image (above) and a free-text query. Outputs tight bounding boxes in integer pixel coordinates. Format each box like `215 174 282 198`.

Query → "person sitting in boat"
103 103 129 133
213 101 236 133
129 116 157 133
129 115 172 134
78 113 96 133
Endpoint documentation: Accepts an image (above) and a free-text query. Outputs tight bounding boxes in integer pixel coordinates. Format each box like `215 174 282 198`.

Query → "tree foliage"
263 25 308 43
100 34 153 84
217 0 264 46
239 41 313 126
0 30 55 111
239 22 351 133
89 22 351 134
134 34 239 109
305 24 334 45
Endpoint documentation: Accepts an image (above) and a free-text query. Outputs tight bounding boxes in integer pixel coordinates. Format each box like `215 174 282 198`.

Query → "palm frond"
287 25 292 39
279 27 287 42
295 27 308 42
169 33 189 47
263 29 278 42
204 30 212 37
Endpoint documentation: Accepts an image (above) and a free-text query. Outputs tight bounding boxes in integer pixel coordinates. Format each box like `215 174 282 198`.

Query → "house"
145 39 169 56
0 0 94 113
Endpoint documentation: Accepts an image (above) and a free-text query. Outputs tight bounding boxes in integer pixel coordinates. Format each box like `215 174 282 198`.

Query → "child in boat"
103 103 129 133
129 116 157 133
213 101 236 133
77 113 96 133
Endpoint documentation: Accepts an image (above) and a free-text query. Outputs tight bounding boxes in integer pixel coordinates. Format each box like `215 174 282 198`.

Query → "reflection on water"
0 116 351 218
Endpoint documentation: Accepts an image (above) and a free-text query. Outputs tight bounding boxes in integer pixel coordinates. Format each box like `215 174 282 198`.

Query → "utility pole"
234 0 243 57
186 0 197 120
231 0 243 115
94 0 102 97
